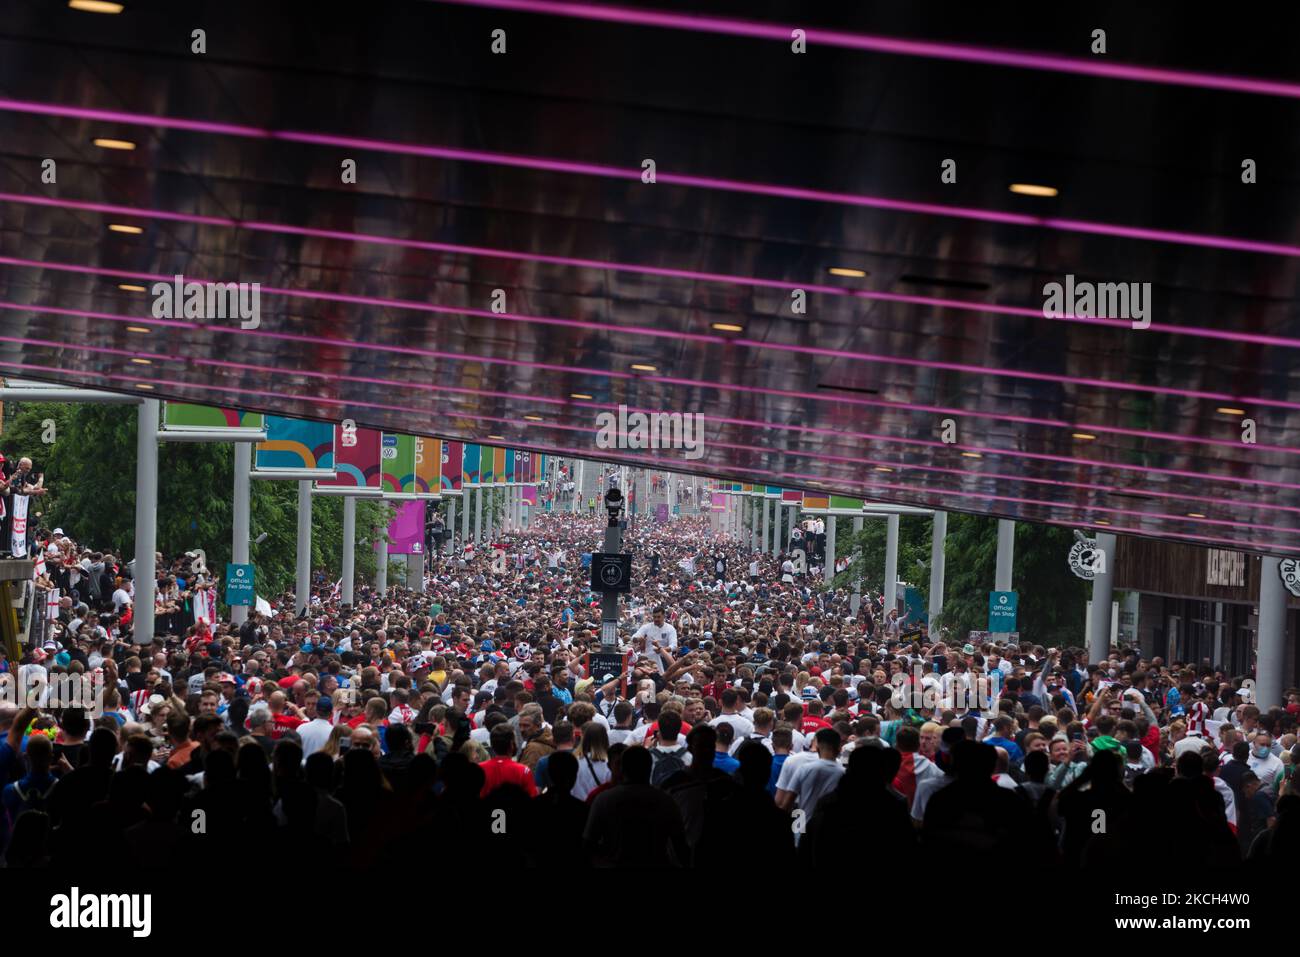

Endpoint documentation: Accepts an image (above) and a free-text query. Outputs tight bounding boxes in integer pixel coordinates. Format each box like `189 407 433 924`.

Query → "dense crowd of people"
0 470 1298 869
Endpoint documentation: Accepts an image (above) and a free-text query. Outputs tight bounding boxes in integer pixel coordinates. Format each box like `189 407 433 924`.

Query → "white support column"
341 495 356 606
133 399 158 645
762 497 771 557
474 487 483 542
824 515 837 585
884 512 900 616
771 500 782 556
850 516 864 616
295 480 312 615
995 519 1015 593
445 497 456 556
1257 556 1287 709
230 441 251 626
1089 532 1117 662
461 486 470 542
928 511 947 623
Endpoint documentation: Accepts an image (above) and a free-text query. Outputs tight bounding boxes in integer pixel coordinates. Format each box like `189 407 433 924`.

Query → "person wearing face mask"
1247 731 1284 792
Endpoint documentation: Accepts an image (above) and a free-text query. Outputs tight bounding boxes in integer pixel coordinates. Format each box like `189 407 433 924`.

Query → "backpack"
10 778 57 814
650 746 688 788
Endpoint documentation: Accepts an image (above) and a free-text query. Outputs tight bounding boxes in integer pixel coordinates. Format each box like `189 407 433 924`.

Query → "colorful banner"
505 449 517 485
319 424 382 489
463 443 481 486
480 445 495 486
493 447 507 486
415 436 441 497
442 440 463 493
765 485 782 499
710 492 727 512
523 485 538 506
782 489 803 504
386 499 426 555
380 433 417 493
163 402 264 430
829 495 865 514
256 416 335 473
802 493 830 512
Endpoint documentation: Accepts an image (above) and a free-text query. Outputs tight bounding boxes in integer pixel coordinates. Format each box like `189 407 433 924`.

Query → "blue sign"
226 563 255 606
988 590 1018 632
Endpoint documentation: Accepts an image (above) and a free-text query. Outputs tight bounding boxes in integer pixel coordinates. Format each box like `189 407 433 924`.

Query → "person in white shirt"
297 698 336 758
710 688 754 738
1247 731 1284 787
776 728 845 832
631 607 677 668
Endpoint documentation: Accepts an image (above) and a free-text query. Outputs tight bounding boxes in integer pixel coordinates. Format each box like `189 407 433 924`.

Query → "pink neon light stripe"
5 358 1296 550
7 316 1291 520
4 301 1296 496
0 263 1288 457
0 97 1296 255
433 0 1300 101
4 249 1298 419
5 195 1299 352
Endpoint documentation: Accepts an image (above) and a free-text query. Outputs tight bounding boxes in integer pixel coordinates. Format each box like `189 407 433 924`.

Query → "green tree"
3 402 392 607
828 512 1088 644
0 400 75 516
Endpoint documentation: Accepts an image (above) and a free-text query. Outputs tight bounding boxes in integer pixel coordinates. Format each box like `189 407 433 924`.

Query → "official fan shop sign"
225 563 255 606
1280 558 1300 598
1068 538 1106 581
988 590 1018 632
591 552 632 593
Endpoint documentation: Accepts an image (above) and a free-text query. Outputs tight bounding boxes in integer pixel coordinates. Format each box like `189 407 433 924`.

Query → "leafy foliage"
830 511 1089 644
1 401 392 604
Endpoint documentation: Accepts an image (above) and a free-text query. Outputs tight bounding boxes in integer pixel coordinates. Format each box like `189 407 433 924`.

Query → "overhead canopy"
1 1 1298 554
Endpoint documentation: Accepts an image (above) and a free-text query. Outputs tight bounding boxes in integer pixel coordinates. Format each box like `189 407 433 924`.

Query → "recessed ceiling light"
93 138 135 151
1071 432 1096 441
1095 520 1110 525
134 382 153 390
1009 183 1059 197
960 451 982 459
487 435 505 441
130 358 152 365
523 415 543 421
108 224 143 234
117 283 146 292
126 325 151 333
828 267 867 278
69 0 124 12
711 322 744 333
874 466 894 473
630 363 657 372
569 393 593 400
1216 407 1246 416
1187 512 1206 518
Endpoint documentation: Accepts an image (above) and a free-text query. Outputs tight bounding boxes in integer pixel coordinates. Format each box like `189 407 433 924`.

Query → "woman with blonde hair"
572 722 610 800
320 723 353 761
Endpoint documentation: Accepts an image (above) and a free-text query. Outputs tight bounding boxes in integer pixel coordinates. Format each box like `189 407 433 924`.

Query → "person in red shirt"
479 724 537 798
267 690 307 739
799 699 833 736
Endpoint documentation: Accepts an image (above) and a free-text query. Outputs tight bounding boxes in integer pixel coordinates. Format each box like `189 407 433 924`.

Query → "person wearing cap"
297 697 336 759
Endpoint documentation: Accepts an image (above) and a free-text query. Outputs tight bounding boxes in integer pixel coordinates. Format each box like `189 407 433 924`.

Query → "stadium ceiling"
2 0 1300 555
